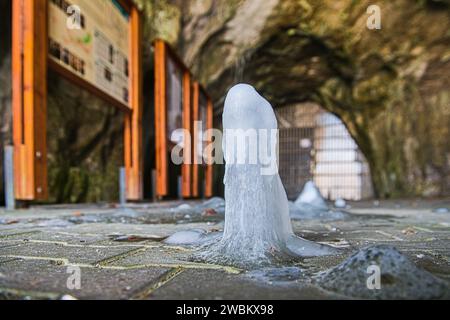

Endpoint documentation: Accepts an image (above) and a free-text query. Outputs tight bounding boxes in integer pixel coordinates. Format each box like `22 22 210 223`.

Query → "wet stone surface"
0 198 449 299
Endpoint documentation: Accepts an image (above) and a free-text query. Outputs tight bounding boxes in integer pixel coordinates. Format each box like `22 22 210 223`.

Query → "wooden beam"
205 98 214 198
154 40 168 197
191 82 200 198
12 0 48 201
182 71 192 198
124 5 143 200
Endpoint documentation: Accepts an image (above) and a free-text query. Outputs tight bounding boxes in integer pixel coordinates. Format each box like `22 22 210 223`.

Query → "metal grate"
276 104 373 201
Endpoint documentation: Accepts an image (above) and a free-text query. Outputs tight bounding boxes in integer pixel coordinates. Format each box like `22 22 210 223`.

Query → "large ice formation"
191 84 337 268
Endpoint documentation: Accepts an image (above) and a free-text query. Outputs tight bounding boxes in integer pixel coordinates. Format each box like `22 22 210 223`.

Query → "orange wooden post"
154 40 194 199
12 0 48 201
191 82 200 198
124 5 143 200
154 40 168 197
182 71 192 198
205 98 214 198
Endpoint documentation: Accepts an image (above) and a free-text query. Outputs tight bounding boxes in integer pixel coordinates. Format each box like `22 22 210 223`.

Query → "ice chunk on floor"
334 198 346 209
34 218 74 228
289 201 347 221
195 197 225 215
164 229 221 245
164 229 207 245
433 207 449 214
170 203 193 213
112 208 141 218
166 199 225 219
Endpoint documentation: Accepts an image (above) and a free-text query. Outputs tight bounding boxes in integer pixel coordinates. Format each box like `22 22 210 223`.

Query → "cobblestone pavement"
0 199 449 300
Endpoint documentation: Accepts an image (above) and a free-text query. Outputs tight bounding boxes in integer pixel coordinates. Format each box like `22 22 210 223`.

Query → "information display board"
48 0 131 108
12 0 142 202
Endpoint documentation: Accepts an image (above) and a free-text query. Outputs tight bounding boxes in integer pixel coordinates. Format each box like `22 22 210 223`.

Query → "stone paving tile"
0 228 41 237
149 269 343 300
0 259 170 300
0 257 19 264
62 222 215 238
0 231 108 245
0 241 142 265
109 245 193 267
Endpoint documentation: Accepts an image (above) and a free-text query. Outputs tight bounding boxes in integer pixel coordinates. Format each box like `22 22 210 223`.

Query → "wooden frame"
182 72 192 197
205 98 214 198
192 82 200 198
124 4 143 200
192 82 214 198
12 0 49 200
154 39 192 198
12 0 142 201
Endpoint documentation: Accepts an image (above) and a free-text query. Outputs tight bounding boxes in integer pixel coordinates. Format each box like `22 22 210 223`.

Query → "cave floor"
0 198 449 300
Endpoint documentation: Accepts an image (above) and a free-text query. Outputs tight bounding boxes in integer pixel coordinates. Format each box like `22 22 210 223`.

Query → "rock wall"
46 73 124 203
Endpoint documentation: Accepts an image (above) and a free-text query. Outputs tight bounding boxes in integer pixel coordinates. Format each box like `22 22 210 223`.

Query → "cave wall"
46 72 124 203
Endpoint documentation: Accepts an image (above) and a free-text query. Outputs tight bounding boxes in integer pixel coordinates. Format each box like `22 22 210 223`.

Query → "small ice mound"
164 229 221 246
334 198 346 209
286 236 339 257
112 208 141 218
35 218 74 228
295 181 328 210
289 201 347 221
316 245 449 299
289 181 347 221
164 229 206 245
168 203 196 219
246 267 303 284
433 207 449 214
172 203 193 212
195 197 226 215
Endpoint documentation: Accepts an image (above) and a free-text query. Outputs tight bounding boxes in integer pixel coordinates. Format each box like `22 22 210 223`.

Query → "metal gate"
276 103 373 201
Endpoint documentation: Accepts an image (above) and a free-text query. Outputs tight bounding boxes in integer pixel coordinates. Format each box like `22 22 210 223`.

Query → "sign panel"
48 0 131 107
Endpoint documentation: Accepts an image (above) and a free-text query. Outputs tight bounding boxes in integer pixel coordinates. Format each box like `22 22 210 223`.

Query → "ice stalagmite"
295 181 328 210
289 180 348 220
196 84 336 268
